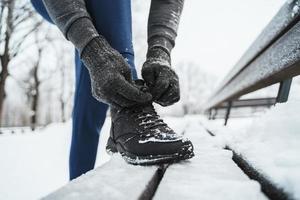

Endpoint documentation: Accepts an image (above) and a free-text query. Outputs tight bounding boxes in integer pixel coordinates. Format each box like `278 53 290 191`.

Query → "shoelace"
130 104 167 133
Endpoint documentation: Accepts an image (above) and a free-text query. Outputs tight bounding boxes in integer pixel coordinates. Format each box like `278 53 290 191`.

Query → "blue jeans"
31 0 137 180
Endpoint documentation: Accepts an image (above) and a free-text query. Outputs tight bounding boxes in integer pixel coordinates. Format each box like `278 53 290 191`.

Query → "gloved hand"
142 47 180 106
81 36 152 108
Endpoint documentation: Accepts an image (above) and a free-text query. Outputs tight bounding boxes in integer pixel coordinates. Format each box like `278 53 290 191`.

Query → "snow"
0 123 70 200
138 134 183 144
202 79 300 199
292 1 300 17
148 59 171 67
0 119 111 200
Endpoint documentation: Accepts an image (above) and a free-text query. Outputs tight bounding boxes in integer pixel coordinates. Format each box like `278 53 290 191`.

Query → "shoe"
106 80 194 165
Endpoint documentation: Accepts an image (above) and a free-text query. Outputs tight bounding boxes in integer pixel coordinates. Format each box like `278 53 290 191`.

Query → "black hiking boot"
106 80 194 165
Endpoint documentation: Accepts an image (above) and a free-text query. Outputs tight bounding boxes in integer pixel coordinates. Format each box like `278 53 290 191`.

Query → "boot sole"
106 137 194 165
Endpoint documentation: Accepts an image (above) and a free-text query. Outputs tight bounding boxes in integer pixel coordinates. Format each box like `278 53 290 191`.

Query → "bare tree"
60 61 66 122
11 30 56 129
29 42 42 130
54 42 74 123
0 0 42 125
58 54 67 123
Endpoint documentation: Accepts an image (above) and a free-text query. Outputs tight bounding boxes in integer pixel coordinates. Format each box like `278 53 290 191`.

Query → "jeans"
31 0 137 180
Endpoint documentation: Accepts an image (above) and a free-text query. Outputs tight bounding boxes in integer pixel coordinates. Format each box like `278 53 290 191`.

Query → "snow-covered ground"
0 120 111 200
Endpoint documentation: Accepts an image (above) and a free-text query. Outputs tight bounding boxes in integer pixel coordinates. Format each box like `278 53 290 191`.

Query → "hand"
142 47 180 106
82 37 152 108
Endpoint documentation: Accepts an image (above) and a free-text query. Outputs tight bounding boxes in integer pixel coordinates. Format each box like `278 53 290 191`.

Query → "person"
31 0 194 180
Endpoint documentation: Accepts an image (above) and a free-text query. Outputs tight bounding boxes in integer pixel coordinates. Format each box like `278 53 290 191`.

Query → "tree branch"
10 20 43 58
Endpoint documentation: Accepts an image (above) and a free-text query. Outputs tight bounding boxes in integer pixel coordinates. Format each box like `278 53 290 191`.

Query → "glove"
81 36 152 108
142 47 180 106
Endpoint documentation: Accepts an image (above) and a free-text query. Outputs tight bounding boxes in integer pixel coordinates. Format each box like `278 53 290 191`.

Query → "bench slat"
42 156 158 200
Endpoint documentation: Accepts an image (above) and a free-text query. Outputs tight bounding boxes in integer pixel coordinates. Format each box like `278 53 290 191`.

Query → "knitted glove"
142 47 180 106
81 36 152 108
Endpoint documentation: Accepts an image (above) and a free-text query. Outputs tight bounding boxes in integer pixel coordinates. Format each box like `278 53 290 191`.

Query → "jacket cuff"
148 36 174 55
66 17 99 55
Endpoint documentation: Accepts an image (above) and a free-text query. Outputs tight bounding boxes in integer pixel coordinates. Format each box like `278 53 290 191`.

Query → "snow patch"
202 97 300 199
292 3 300 17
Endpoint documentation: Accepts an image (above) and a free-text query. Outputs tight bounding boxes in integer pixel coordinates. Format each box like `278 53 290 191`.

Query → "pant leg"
31 0 53 23
70 0 137 179
85 0 137 79
70 52 109 180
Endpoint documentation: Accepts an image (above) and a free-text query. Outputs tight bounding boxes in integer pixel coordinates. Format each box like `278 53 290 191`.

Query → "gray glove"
143 0 184 106
82 36 152 108
142 47 180 106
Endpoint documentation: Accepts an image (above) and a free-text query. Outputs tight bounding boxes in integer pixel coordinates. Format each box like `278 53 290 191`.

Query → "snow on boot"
106 80 194 165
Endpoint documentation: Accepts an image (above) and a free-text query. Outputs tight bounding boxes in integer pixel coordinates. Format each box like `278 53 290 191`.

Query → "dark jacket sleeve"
148 0 184 54
42 0 99 54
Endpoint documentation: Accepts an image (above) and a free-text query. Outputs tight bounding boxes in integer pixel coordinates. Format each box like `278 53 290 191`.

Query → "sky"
175 0 285 79
132 0 285 83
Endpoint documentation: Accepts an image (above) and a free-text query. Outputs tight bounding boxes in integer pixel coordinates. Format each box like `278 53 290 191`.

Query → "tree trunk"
0 0 14 125
61 99 65 123
60 64 66 123
30 84 39 130
30 54 41 130
0 55 9 125
30 89 39 131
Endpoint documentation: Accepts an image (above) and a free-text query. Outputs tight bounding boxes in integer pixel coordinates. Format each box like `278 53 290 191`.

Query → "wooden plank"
42 156 159 200
205 20 300 110
154 125 267 200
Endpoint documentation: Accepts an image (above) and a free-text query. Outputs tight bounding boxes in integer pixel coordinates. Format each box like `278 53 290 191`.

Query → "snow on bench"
154 118 267 200
42 156 159 200
201 99 300 200
43 116 273 200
